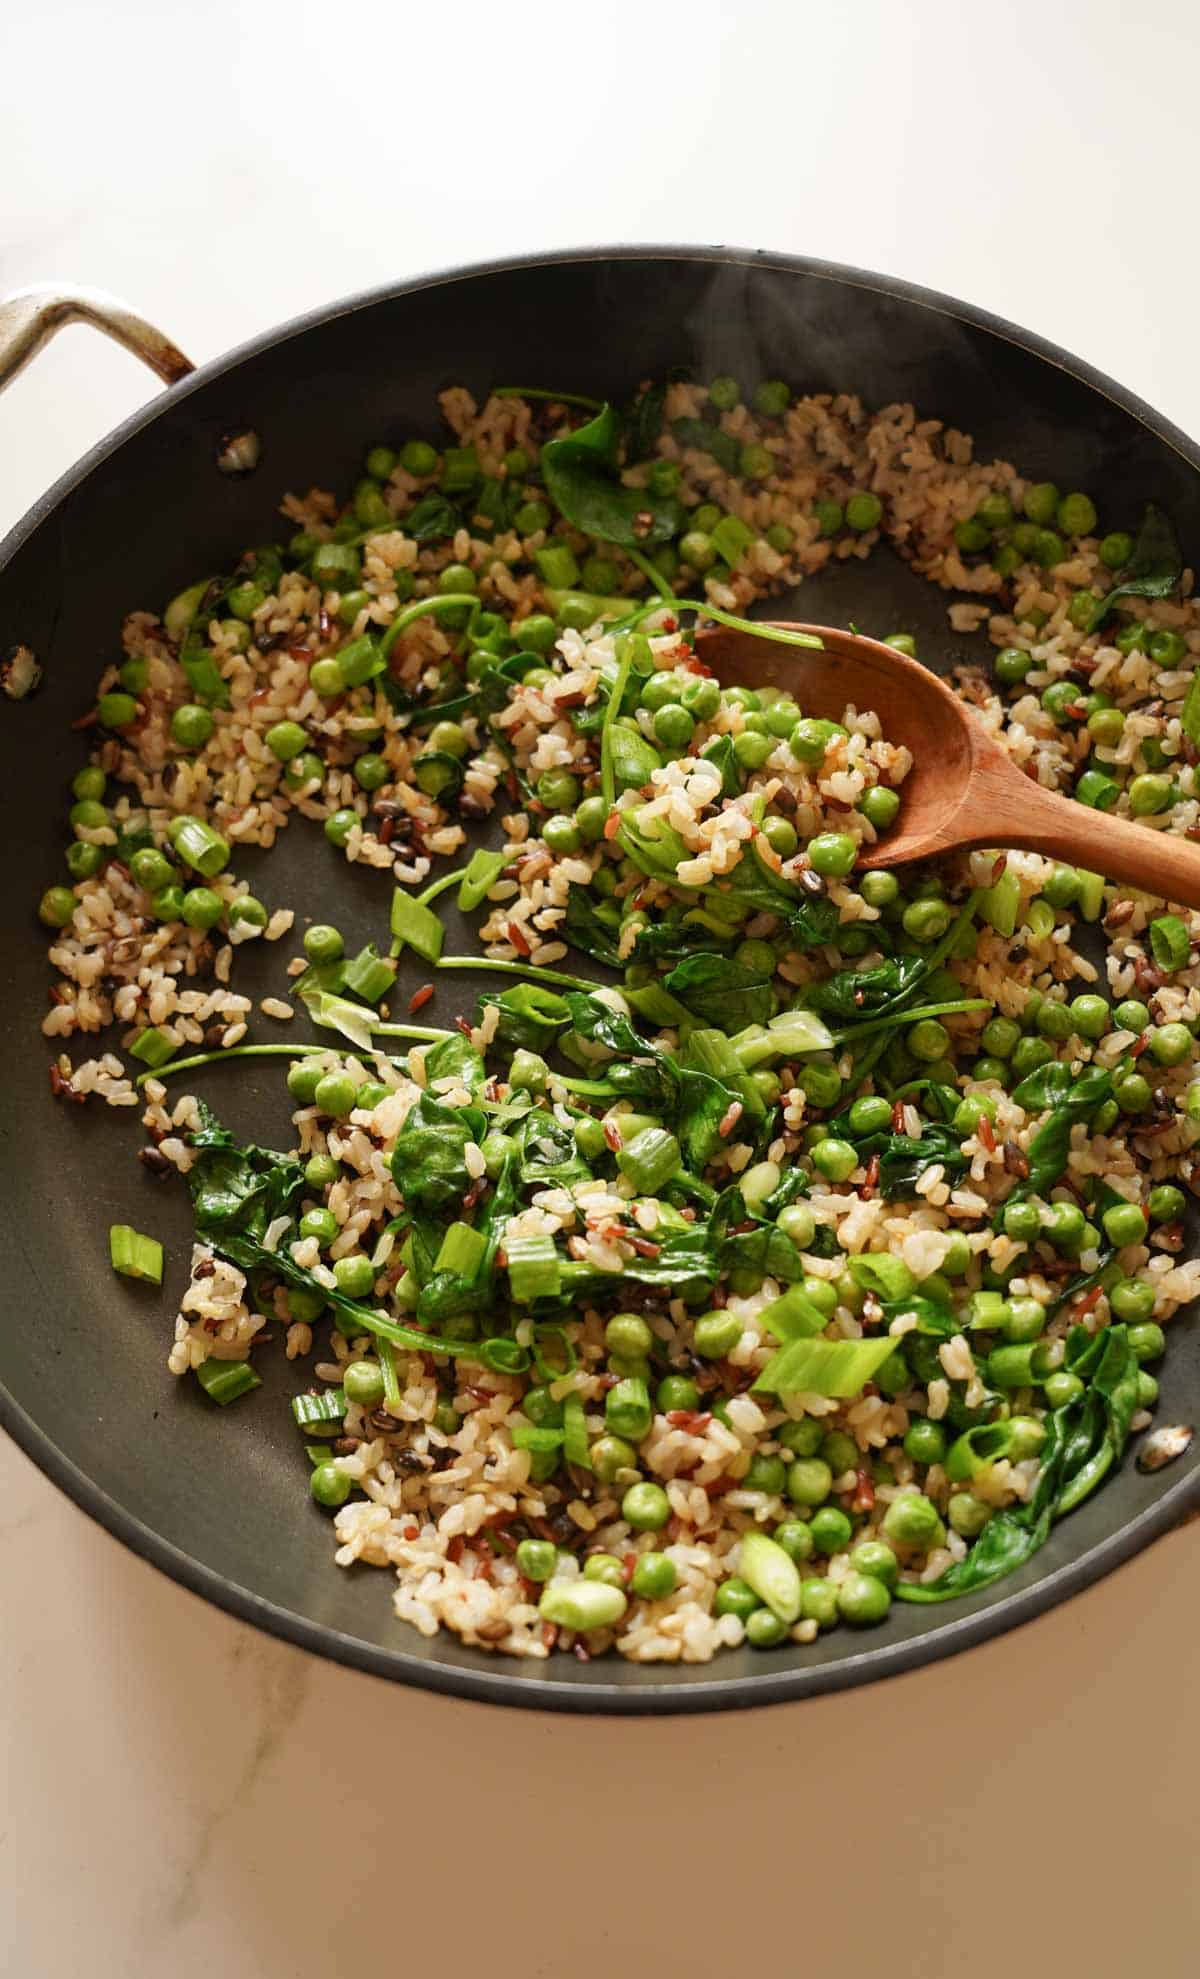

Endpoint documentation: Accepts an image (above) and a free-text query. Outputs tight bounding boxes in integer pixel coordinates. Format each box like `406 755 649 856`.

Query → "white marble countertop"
5 2 1200 1971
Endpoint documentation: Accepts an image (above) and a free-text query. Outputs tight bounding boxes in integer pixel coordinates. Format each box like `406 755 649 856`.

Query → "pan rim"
4 240 1200 1712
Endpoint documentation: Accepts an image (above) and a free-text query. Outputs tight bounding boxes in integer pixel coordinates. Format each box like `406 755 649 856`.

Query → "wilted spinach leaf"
402 494 461 542
390 1093 487 1215
1088 504 1183 630
665 954 774 1030
542 404 684 548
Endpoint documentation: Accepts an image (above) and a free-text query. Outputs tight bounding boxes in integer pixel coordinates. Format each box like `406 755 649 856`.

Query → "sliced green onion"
600 634 637 815
532 1326 577 1381
506 1232 562 1304
979 866 1020 937
109 1223 164 1284
128 1026 177 1069
342 944 396 1005
458 848 507 912
435 1221 487 1277
510 1422 565 1453
195 1358 261 1404
753 1333 898 1398
291 1388 346 1430
739 1529 802 1624
562 1391 591 1468
758 1286 831 1343
389 888 445 963
173 816 231 877
1075 770 1121 812
847 1254 917 1301
376 1337 402 1409
480 1337 531 1374
616 1127 681 1194
492 385 604 411
1149 914 1191 972
334 635 385 688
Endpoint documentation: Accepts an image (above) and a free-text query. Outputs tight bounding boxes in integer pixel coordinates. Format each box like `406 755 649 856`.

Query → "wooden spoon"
696 621 1200 910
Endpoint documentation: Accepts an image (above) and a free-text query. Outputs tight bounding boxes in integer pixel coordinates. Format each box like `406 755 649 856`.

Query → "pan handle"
0 284 194 395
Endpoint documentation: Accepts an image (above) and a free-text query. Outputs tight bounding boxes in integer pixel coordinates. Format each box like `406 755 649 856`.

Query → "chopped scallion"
109 1223 164 1284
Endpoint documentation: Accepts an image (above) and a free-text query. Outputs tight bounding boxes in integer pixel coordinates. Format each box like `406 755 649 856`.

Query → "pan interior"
2 248 1199 1710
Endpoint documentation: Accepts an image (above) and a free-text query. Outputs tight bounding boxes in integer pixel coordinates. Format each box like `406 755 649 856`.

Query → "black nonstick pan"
3 246 1199 1712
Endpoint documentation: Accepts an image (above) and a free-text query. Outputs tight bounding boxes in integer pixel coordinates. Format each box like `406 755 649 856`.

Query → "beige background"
4 1 1200 1971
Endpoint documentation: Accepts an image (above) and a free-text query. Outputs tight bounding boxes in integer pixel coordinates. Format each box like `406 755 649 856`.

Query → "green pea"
732 730 774 771
787 1458 833 1509
1098 530 1133 570
743 1454 789 1495
605 1313 653 1362
38 884 77 928
324 808 359 848
955 517 991 555
1114 1071 1152 1114
1022 481 1060 525
97 691 138 729
1067 994 1109 1040
181 886 223 931
149 882 184 919
846 491 883 532
902 898 952 943
953 1093 997 1136
907 1018 950 1063
228 896 268 931
1128 1321 1166 1362
799 1577 839 1628
304 1153 338 1187
881 1493 943 1550
622 1482 670 1531
303 924 344 966
656 1374 700 1413
739 442 773 479
1149 1185 1185 1224
809 1506 853 1555
1056 491 1097 536
1002 1201 1042 1246
1150 1022 1193 1067
994 646 1033 686
1113 1000 1150 1034
587 1435 635 1484
71 765 107 802
808 831 857 877
314 1071 358 1119
1010 1035 1054 1079
778 1420 823 1458
859 784 901 829
69 799 109 833
1129 773 1173 816
903 1418 947 1466
765 523 794 553
170 703 215 750
332 1254 376 1300
847 1094 892 1137
770 1520 813 1566
837 1572 892 1625
810 1138 858 1184
976 491 1014 531
801 1276 839 1317
128 847 173 894
340 1360 384 1408
310 1462 351 1509
509 1538 556 1584
693 1310 741 1360
819 1430 858 1476
298 1205 339 1249
1110 1278 1155 1323
629 1552 676 1601
860 870 900 910
947 1492 991 1538
652 703 695 754
1149 629 1188 666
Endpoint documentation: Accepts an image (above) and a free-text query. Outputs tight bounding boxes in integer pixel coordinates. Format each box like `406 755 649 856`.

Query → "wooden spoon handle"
984 754 1200 909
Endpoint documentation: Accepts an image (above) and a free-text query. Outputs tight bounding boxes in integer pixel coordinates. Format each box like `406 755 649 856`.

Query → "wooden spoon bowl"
696 621 1200 909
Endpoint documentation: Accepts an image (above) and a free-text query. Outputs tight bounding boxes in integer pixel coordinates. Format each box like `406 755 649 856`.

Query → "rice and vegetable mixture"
35 372 1200 1662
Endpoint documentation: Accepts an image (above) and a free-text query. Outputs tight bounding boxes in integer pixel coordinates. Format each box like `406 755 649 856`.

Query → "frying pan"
3 246 1199 1714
